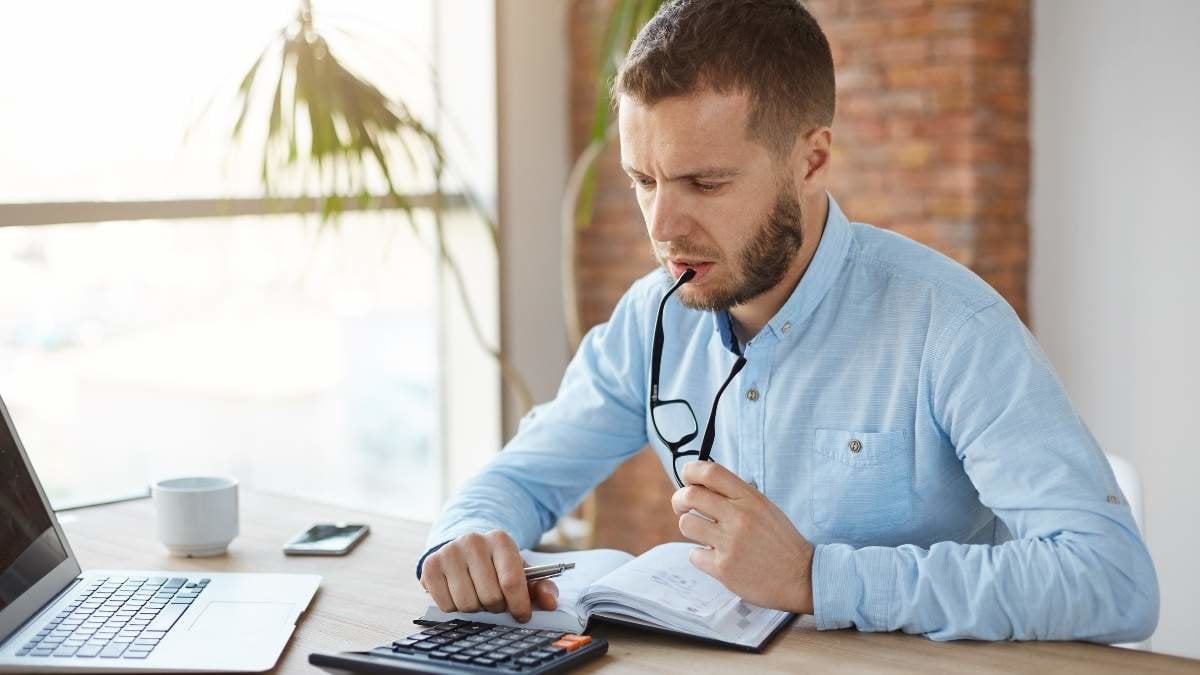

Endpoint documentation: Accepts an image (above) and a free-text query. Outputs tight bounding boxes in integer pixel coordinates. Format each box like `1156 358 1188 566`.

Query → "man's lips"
668 259 715 282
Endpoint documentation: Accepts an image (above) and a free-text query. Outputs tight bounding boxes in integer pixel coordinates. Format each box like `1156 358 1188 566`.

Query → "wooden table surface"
58 490 1200 674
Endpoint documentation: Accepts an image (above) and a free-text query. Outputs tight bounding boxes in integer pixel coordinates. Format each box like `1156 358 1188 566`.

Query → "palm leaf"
575 0 666 229
208 0 533 413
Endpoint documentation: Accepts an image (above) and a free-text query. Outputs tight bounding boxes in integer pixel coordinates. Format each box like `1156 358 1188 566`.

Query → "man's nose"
647 186 691 243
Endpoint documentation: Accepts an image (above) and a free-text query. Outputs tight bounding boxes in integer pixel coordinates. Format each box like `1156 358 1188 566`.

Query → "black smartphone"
283 523 369 556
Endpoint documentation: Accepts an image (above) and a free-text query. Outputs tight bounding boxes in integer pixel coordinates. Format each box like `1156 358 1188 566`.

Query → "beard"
655 184 805 312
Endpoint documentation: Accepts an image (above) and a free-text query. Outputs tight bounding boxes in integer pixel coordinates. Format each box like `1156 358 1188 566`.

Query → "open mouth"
667 259 715 282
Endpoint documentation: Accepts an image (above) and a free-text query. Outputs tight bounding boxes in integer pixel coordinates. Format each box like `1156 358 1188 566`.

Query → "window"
0 0 499 520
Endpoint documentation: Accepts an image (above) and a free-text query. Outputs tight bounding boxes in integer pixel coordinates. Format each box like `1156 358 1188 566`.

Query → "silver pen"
523 562 575 582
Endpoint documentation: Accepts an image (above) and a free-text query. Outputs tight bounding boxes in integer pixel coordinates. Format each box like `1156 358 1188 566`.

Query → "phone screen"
289 524 367 552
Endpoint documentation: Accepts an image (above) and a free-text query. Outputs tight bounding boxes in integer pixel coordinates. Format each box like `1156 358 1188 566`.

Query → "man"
418 0 1158 642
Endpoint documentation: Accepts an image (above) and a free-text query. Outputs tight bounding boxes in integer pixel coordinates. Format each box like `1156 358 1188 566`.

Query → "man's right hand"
418 530 559 623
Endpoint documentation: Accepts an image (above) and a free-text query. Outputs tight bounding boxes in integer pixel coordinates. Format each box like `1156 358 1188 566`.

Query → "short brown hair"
614 0 835 158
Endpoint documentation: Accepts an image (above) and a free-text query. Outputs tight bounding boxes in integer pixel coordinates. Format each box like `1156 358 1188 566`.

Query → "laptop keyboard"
16 576 208 659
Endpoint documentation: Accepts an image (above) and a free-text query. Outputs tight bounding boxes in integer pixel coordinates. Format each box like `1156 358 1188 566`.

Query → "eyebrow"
621 164 741 181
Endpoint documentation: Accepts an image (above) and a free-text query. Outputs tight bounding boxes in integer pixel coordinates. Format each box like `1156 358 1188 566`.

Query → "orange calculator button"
552 634 592 652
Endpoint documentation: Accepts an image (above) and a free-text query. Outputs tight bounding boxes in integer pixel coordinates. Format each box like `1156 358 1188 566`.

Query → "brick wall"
568 0 1030 554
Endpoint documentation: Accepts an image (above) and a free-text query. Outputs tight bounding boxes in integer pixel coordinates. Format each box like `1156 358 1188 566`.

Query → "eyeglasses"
649 268 747 489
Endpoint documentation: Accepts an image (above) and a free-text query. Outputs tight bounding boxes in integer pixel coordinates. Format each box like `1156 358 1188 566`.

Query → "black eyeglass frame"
649 268 747 489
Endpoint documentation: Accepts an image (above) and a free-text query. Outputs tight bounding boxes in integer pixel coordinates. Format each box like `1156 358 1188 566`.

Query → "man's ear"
792 127 832 193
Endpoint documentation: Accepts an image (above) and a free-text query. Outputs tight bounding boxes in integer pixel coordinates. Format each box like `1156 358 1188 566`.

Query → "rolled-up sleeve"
417 278 656 578
813 300 1159 642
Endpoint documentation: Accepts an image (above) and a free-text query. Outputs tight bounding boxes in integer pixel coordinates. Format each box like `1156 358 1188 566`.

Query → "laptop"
0 394 321 672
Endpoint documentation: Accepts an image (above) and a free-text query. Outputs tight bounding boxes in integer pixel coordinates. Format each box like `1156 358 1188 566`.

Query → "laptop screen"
0 411 68 613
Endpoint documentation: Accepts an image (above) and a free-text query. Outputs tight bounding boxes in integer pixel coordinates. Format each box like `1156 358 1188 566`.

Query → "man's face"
619 90 805 311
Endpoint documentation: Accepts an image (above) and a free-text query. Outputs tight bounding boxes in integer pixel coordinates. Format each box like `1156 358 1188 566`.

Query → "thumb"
529 579 559 611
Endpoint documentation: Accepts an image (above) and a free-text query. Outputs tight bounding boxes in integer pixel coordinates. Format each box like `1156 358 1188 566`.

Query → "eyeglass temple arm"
697 356 747 462
651 268 696 398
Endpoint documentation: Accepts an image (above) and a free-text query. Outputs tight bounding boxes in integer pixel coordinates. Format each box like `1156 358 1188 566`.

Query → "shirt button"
848 439 863 453
746 388 759 401
782 321 791 333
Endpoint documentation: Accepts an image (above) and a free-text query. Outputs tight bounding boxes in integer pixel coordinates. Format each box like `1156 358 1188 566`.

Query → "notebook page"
579 542 791 647
585 542 740 622
522 548 632 615
419 547 633 632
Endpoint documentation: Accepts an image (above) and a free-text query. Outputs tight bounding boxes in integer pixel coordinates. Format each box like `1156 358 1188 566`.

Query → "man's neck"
729 193 829 345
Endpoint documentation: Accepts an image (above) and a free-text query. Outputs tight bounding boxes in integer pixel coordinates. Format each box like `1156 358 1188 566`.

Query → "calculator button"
410 641 438 651
482 638 510 648
517 638 545 648
473 656 498 666
428 650 451 660
552 634 592 651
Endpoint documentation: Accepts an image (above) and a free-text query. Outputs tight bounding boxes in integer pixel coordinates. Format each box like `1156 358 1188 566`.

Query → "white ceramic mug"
152 476 239 557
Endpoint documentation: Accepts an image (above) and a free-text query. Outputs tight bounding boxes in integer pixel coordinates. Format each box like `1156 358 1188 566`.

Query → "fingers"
681 461 750 498
419 554 456 613
464 539 506 613
671 484 727 519
490 533 535 621
443 545 483 612
678 508 721 546
418 530 556 624
688 544 718 577
530 579 559 611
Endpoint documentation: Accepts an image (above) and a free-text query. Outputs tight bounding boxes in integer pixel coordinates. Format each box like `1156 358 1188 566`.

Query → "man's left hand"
672 461 815 615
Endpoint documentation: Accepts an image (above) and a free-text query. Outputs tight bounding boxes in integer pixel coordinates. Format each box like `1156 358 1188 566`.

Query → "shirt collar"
711 193 852 349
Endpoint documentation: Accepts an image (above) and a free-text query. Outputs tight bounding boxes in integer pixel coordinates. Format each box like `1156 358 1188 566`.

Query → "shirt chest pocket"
811 428 915 543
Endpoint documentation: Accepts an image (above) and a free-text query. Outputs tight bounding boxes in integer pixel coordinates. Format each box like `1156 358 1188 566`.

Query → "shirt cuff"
812 543 896 632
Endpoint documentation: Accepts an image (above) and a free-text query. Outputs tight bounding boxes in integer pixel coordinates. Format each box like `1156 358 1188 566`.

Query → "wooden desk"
60 491 1199 674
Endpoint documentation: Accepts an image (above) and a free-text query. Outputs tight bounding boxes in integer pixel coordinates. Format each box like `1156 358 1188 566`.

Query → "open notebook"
419 542 794 652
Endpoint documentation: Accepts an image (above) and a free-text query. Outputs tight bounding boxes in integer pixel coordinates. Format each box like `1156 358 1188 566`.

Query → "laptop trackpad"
188 602 295 633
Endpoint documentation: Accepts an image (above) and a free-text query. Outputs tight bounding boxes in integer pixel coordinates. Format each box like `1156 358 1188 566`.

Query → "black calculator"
309 618 608 674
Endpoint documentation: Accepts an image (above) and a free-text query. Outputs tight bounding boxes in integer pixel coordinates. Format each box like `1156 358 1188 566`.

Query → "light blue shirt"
423 195 1159 643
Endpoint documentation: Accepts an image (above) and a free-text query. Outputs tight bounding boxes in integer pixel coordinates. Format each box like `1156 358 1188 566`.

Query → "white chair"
1105 452 1149 651
1106 453 1144 533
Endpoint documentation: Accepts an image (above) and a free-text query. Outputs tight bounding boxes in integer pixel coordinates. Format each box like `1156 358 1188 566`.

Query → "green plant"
213 0 532 412
574 0 666 229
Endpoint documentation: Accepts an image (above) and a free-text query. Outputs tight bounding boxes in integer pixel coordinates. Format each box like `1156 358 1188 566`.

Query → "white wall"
435 1 503 501
495 0 572 437
1032 0 1200 658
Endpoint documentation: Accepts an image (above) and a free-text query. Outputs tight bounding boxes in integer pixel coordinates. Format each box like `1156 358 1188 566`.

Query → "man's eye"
631 177 655 189
694 181 718 192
